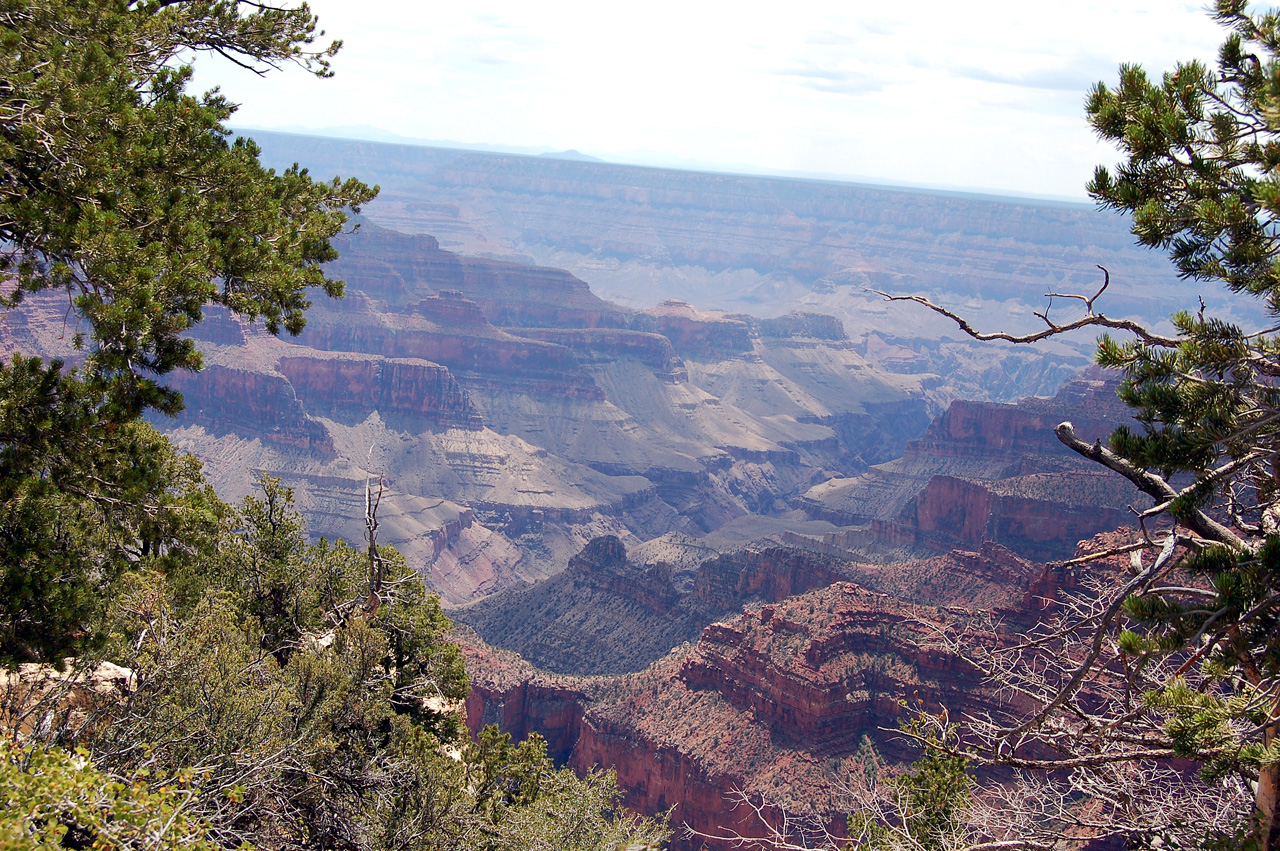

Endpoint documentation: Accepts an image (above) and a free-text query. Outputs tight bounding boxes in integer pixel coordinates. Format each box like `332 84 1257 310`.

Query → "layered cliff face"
797 369 1141 560
460 577 1006 850
245 134 1221 372
453 535 861 675
2 221 939 604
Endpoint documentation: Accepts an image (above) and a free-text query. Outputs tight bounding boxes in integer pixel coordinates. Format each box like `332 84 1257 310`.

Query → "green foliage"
1082 6 1280 844
0 372 225 664
0 0 376 413
0 0 375 665
0 741 220 851
1123 537 1280 788
60 479 665 851
1088 1 1280 307
847 720 971 851
0 2 665 848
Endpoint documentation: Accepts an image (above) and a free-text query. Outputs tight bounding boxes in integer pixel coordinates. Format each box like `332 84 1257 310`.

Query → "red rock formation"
323 224 636 329
277 354 482 428
297 320 605 401
165 364 334 453
410 290 491 328
462 582 1001 851
642 301 753 358
515 327 686 380
691 548 852 612
906 472 1138 560
798 371 1142 560
466 678 587 766
749 311 848 341
459 634 590 765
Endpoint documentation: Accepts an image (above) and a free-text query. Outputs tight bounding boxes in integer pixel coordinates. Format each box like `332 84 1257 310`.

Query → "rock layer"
461 575 1007 850
798 369 1142 560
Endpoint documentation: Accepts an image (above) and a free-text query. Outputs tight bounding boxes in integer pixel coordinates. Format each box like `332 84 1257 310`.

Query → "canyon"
459 536 1086 849
0 223 938 603
0 134 1171 847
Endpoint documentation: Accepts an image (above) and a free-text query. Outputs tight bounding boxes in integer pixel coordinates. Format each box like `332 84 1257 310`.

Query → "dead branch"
1054 422 1248 550
871 266 1179 348
364 472 385 615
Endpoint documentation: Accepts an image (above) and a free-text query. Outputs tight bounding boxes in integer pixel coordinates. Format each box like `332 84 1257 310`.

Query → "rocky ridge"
458 524 1123 850
459 553 1043 850
453 535 862 675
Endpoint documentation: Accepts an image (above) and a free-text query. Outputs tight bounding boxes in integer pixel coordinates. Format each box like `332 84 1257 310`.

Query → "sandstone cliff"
460 578 1006 850
798 369 1142 560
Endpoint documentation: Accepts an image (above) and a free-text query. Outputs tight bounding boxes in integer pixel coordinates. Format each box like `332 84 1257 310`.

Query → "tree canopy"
0 0 375 414
0 0 376 664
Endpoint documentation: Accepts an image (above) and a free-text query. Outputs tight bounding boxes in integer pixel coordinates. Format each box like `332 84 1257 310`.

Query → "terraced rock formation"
453 535 860 674
0 223 935 603
459 565 1023 850
797 368 1145 560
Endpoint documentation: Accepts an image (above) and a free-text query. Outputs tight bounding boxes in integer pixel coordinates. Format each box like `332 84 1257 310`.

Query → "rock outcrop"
460 577 1005 850
798 369 1143 560
454 535 860 675
277 354 482 428
164 363 335 454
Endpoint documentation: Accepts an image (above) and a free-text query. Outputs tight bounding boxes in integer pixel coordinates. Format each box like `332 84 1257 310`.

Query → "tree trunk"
1260 692 1280 851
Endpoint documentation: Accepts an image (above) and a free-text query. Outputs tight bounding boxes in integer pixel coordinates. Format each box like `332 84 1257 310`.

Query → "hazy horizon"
193 1 1226 201
236 121 1100 205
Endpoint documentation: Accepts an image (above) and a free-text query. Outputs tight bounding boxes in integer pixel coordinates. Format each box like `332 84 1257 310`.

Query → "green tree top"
0 0 377 416
1088 0 1280 309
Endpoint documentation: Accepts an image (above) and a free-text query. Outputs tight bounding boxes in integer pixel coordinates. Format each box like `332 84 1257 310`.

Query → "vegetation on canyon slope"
0 1 666 848
5 0 1280 850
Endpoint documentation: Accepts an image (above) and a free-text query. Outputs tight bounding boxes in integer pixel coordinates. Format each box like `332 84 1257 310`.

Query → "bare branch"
1054 422 1248 550
870 286 1179 347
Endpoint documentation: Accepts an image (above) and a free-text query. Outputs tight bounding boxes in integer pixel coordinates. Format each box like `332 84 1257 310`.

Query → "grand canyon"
0 135 1178 846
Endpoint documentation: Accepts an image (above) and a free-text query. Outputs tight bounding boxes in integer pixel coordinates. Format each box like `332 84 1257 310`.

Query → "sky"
191 1 1229 201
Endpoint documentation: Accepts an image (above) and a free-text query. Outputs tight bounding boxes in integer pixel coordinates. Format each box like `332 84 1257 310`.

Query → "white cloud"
192 0 1228 199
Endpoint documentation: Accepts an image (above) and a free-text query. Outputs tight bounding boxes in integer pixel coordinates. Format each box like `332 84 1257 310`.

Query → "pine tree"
0 0 377 663
879 2 1280 847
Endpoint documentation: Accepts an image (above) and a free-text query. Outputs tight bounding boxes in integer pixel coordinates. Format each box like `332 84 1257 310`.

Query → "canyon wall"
1 220 936 604
797 369 1141 561
460 575 1009 851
